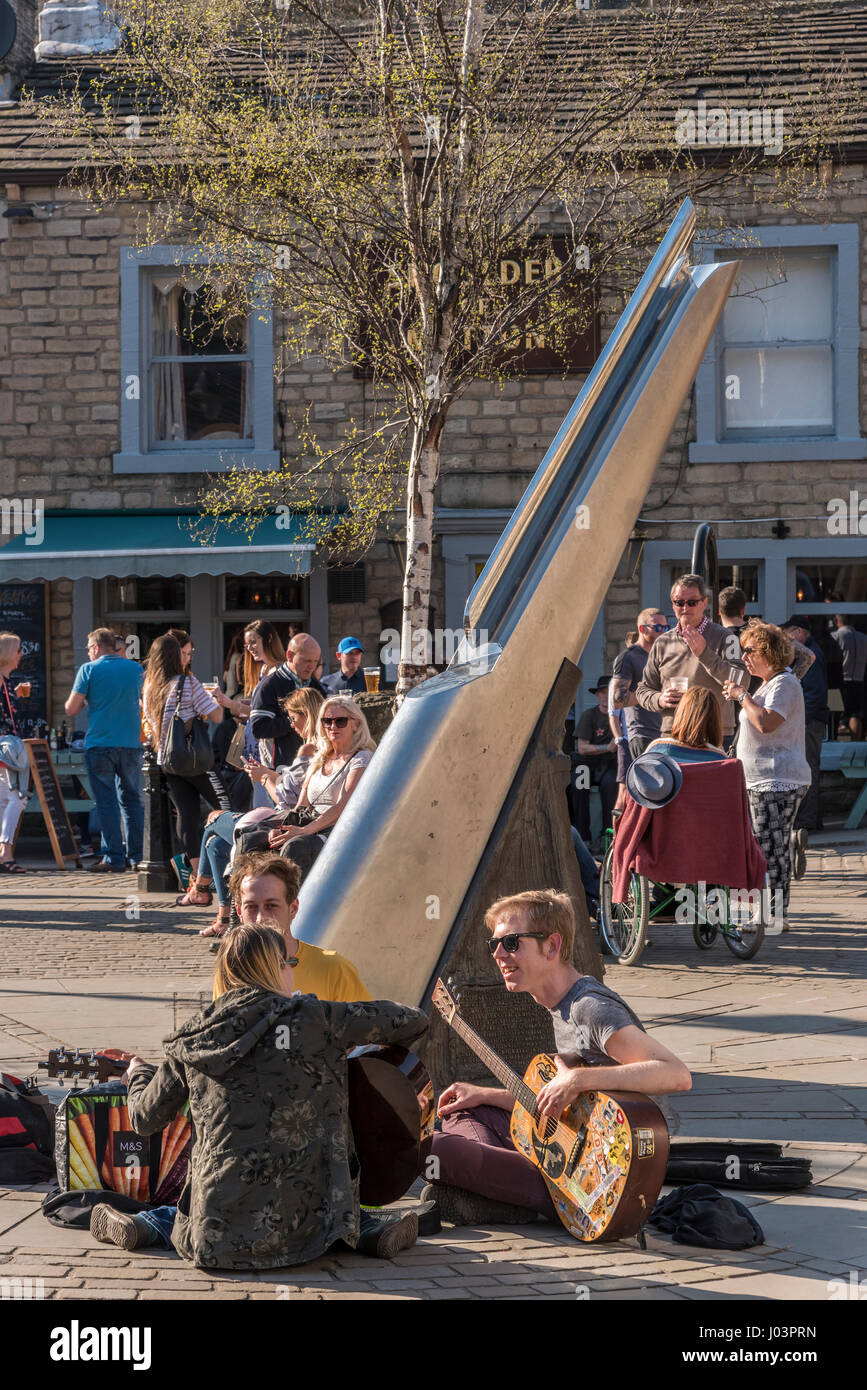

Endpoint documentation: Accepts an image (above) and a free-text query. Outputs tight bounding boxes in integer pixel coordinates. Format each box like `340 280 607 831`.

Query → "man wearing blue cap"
322 637 367 696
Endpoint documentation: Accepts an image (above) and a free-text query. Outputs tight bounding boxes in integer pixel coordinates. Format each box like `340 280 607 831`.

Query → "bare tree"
43 0 855 688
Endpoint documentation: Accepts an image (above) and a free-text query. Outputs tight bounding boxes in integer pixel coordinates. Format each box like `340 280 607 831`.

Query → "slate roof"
1 0 866 182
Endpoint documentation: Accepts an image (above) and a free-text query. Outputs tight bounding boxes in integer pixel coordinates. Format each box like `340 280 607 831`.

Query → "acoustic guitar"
431 978 669 1242
41 1043 435 1210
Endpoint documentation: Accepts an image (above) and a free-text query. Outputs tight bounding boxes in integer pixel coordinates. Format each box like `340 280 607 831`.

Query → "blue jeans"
84 747 144 867
198 814 236 906
138 1204 176 1247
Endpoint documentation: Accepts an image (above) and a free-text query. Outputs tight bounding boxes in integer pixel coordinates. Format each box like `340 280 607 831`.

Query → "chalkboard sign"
24 739 81 869
0 583 48 736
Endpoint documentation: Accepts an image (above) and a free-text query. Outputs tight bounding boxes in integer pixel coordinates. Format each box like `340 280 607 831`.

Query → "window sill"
689 439 867 465
113 450 281 475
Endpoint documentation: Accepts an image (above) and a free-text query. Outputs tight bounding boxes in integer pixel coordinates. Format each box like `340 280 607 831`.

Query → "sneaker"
86 860 127 874
171 854 191 891
90 1204 152 1250
419 1181 538 1227
354 1211 419 1259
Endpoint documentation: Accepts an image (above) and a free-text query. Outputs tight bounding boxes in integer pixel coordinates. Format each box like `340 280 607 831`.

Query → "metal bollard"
137 744 175 892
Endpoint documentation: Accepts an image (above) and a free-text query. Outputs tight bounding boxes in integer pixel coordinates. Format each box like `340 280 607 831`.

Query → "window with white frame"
721 250 833 436
691 224 865 464
114 247 279 475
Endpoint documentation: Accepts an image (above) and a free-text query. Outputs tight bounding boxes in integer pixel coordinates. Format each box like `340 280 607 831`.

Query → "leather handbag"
161 675 215 777
225 720 248 772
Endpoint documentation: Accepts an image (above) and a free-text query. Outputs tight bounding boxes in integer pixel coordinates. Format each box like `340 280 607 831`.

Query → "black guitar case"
665 1141 812 1191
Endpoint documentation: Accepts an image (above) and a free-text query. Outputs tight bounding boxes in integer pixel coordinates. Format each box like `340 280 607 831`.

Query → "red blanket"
611 759 766 903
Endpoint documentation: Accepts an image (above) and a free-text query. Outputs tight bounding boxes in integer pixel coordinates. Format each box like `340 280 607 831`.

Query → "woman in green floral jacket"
90 925 428 1269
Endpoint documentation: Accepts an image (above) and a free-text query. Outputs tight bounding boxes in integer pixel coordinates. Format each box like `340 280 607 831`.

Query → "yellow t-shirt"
292 940 372 1002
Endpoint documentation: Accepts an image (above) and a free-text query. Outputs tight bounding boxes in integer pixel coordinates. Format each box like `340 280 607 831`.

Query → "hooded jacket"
126 986 428 1270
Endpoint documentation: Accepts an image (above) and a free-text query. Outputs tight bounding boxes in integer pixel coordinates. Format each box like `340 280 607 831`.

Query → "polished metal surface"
293 199 740 1004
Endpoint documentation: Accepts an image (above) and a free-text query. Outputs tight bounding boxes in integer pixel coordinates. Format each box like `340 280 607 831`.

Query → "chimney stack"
36 0 122 59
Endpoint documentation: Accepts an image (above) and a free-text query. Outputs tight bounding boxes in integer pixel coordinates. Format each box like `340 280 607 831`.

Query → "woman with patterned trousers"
724 622 811 933
89 924 428 1267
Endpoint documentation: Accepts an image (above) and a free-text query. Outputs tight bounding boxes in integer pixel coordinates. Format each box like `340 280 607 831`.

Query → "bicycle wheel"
692 921 717 950
599 844 649 965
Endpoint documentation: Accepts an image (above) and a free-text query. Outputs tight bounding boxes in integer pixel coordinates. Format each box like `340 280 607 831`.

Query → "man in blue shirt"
321 636 367 696
65 628 144 872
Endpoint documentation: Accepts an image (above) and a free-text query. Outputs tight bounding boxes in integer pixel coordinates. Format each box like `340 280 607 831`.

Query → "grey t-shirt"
612 646 661 741
550 977 645 1067
832 626 867 683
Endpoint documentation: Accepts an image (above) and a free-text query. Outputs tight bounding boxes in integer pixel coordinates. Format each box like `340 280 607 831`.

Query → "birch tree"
43 0 854 688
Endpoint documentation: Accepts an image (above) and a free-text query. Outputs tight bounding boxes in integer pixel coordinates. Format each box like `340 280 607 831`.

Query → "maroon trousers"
422 1105 556 1217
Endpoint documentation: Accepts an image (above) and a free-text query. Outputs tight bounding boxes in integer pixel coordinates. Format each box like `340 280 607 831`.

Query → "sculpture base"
421 660 603 1092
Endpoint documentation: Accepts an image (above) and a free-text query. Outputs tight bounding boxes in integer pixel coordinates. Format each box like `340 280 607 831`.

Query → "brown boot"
90 1204 156 1250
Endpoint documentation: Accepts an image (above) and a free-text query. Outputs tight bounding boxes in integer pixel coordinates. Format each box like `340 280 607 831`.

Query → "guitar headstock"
431 976 462 1024
39 1047 127 1085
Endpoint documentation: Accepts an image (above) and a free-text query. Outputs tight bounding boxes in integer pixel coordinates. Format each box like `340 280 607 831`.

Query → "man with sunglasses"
421 889 690 1226
635 574 750 747
610 608 667 761
637 575 814 751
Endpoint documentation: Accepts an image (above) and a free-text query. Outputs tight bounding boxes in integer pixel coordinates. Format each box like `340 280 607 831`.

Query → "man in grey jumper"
636 574 813 743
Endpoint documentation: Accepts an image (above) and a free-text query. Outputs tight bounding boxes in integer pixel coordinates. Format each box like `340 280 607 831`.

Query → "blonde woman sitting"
266 695 376 881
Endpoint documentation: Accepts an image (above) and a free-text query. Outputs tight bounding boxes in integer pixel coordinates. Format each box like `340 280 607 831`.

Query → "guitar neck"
447 1011 538 1117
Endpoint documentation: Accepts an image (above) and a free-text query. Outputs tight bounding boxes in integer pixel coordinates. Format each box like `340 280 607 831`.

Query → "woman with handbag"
142 634 223 899
0 631 32 875
215 621 286 811
265 695 375 882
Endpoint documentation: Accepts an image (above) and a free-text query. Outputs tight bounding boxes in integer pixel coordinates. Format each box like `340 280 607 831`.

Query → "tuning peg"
447 975 455 989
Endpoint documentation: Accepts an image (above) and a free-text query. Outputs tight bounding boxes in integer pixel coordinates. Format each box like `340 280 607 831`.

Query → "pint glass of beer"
15 681 31 699
363 668 380 692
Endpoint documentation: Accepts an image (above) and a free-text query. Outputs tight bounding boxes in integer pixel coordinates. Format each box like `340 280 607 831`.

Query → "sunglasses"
486 931 544 956
741 646 754 656
321 715 351 729
646 623 669 633
672 598 703 608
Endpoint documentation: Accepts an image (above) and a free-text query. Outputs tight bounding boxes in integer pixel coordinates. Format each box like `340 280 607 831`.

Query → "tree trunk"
397 422 442 696
419 660 604 1093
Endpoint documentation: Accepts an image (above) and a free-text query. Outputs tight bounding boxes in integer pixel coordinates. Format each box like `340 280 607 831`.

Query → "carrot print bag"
55 1081 192 1206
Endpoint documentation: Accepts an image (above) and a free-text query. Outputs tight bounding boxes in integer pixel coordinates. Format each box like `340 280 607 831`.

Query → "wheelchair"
598 823 766 966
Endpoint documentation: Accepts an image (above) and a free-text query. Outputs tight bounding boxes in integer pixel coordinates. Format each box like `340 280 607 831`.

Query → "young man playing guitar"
423 889 691 1225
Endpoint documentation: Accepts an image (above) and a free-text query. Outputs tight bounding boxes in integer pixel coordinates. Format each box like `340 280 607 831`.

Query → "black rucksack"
0 1073 56 1181
666 1140 811 1192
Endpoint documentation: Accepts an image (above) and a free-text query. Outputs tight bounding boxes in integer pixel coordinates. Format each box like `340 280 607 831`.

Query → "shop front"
0 510 326 729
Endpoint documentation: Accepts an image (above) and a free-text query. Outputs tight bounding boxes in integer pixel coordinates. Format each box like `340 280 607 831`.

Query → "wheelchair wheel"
692 921 717 950
723 915 765 960
599 844 648 965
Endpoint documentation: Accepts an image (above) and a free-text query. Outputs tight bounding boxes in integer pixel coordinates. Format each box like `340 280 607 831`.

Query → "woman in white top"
723 621 810 930
143 634 223 898
267 694 375 881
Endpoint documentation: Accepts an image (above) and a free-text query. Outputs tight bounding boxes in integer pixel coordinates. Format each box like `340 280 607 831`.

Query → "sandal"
199 919 229 938
0 861 26 874
175 884 212 907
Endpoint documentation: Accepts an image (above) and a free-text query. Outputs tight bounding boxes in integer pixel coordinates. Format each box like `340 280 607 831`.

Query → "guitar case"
665 1141 811 1191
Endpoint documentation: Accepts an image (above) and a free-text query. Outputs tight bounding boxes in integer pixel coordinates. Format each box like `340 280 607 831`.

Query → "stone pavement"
0 833 865 1301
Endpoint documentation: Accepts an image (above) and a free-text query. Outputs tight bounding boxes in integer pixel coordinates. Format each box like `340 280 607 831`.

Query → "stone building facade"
1 1 866 738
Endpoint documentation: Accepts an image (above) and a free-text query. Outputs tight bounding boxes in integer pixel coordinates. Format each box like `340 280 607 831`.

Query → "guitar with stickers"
431 977 669 1242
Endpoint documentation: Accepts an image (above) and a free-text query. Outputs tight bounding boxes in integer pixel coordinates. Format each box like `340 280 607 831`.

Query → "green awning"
0 511 316 581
